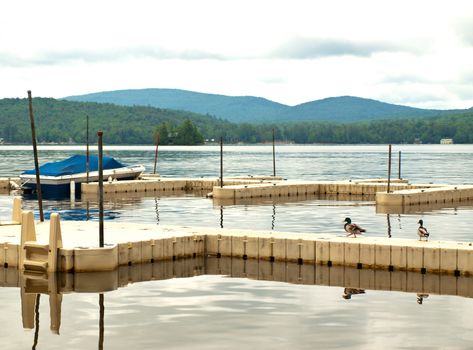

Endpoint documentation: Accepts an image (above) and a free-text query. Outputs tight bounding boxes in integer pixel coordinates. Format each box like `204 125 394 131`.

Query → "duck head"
418 219 424 226
344 217 351 224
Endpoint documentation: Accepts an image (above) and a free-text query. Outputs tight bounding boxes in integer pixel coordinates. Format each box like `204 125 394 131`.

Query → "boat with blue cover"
20 154 145 197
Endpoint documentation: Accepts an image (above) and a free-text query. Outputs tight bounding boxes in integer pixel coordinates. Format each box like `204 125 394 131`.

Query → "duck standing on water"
344 217 366 238
417 219 430 241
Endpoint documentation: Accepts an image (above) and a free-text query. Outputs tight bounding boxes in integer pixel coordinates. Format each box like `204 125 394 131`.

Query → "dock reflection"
3 254 473 339
0 256 471 343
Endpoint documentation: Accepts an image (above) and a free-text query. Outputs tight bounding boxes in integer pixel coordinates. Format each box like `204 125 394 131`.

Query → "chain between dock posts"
98 131 104 247
27 91 44 222
398 150 402 180
387 144 392 193
220 137 223 188
272 128 276 177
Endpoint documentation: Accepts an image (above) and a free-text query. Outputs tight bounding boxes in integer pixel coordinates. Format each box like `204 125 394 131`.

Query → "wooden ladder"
20 211 63 273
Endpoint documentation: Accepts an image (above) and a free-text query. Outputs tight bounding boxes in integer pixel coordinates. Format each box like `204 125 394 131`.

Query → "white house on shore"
440 138 454 144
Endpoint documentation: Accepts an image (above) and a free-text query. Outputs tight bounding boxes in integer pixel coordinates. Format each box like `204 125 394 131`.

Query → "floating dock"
81 176 283 194
8 173 473 212
0 177 20 192
377 185 473 207
1 207 472 276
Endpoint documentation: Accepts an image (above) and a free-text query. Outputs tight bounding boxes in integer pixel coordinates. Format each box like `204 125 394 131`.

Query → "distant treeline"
0 98 472 144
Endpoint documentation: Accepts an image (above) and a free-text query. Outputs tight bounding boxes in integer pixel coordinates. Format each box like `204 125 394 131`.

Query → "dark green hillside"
1 98 473 145
0 98 230 144
65 88 460 123
65 89 289 124
283 96 452 122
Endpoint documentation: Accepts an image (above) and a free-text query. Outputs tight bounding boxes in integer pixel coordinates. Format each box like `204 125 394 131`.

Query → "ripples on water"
1 145 473 349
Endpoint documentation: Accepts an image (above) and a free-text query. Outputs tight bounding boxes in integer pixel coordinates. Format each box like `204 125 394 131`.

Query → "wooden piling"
27 91 44 222
98 131 104 247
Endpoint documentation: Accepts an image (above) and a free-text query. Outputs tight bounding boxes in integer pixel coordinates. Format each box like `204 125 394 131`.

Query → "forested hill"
65 88 459 123
1 97 473 144
0 97 231 144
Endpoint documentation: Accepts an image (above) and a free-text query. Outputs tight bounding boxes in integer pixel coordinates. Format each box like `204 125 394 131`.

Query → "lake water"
1 144 473 349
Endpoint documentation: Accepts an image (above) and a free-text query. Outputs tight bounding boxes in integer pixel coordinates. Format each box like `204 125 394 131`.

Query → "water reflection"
220 206 223 228
387 214 392 238
342 288 366 300
0 257 471 348
98 294 104 350
154 197 159 225
417 293 429 305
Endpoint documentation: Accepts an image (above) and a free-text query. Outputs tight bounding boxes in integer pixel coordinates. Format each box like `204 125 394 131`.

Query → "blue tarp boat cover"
22 155 126 176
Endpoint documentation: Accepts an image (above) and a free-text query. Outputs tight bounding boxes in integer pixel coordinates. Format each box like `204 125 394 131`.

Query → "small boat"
20 154 145 197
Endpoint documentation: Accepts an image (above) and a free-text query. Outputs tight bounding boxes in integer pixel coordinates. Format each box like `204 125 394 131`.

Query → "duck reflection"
417 293 429 304
342 288 366 300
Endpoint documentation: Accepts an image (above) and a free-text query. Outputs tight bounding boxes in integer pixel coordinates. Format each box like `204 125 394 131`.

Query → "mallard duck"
344 217 366 238
417 219 429 241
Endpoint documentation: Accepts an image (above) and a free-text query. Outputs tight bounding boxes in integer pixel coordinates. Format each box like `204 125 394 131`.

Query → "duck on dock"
417 219 429 241
344 217 366 238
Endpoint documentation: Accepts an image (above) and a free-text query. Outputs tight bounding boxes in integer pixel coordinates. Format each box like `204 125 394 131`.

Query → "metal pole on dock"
27 91 44 222
387 144 392 193
86 115 90 183
220 137 223 188
153 133 160 174
398 150 402 180
98 131 104 247
272 128 276 177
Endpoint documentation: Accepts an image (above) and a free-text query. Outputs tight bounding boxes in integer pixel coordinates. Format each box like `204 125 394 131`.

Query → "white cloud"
2 0 473 108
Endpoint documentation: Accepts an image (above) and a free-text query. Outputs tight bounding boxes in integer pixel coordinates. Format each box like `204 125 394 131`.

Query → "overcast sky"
2 0 473 109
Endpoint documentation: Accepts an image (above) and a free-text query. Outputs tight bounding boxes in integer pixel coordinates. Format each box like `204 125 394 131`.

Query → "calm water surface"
1 144 473 349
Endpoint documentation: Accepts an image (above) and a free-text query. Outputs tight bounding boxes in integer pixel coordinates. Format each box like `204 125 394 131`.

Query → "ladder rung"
24 242 49 251
24 259 48 271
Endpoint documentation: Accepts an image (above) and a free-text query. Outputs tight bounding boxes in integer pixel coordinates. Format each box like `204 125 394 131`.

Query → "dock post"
27 91 44 222
86 115 90 183
220 137 223 188
387 144 392 193
70 180 75 204
98 131 104 248
153 133 160 174
272 128 276 177
398 151 402 180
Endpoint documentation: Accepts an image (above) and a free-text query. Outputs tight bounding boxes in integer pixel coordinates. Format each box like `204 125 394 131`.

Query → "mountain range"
65 88 461 123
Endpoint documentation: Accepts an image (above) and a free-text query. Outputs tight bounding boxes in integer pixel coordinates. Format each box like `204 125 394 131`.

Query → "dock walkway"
1 215 472 275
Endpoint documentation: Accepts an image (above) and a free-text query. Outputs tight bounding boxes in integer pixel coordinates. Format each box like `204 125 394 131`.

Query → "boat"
20 154 145 197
